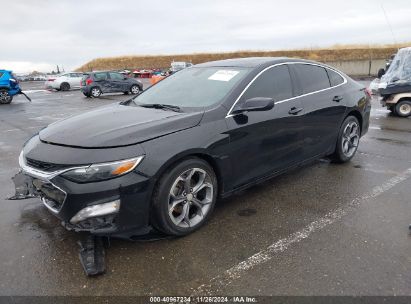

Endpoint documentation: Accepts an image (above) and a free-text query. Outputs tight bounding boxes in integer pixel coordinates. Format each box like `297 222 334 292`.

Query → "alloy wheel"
91 87 101 97
61 83 70 91
398 103 411 116
341 121 359 158
168 168 213 228
131 85 140 94
0 90 12 104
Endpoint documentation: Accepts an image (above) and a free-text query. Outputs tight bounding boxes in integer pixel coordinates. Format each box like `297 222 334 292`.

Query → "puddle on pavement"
372 137 411 146
237 208 257 217
380 126 411 133
16 201 67 240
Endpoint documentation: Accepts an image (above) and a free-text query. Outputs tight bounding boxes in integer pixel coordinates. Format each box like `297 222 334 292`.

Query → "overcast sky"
1 0 411 73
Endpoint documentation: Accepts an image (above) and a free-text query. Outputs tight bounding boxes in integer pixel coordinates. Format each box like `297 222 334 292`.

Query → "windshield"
172 63 186 68
132 67 250 108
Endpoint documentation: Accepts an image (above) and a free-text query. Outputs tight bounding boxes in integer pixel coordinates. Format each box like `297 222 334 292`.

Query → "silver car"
44 73 84 91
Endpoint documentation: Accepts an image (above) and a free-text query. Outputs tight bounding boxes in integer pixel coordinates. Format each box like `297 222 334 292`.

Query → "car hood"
39 104 204 148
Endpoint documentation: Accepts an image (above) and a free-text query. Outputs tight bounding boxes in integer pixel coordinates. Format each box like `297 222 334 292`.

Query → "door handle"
288 107 303 115
333 95 343 102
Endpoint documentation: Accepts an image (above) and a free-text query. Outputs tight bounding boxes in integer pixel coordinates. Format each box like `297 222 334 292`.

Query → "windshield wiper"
139 103 182 112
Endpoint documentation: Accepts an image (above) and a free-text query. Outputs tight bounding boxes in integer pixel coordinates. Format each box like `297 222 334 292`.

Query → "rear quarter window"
295 64 330 94
109 72 124 80
0 72 3 78
326 69 345 87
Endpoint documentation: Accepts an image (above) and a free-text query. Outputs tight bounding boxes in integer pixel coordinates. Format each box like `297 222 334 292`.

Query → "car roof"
194 57 315 68
90 70 122 73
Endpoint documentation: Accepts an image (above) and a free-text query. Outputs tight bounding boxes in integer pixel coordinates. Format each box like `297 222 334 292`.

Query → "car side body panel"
17 58 371 238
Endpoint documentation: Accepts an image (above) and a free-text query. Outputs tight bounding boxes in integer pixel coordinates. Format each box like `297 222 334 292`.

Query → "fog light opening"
70 200 120 224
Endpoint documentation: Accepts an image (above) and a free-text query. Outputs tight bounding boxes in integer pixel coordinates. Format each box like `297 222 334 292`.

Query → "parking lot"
0 79 410 296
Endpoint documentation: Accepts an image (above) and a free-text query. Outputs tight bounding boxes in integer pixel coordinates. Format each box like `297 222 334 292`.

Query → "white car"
44 72 84 91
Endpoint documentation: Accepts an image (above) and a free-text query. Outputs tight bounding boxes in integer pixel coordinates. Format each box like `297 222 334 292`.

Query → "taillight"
365 88 372 98
86 79 93 85
48 78 55 82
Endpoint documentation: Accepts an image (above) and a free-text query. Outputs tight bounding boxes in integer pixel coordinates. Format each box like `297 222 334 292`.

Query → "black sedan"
16 57 371 238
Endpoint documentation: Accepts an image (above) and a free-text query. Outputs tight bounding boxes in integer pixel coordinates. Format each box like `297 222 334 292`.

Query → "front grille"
25 157 72 172
33 179 66 211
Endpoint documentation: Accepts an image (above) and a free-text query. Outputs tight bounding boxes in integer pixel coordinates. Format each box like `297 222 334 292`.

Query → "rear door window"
241 65 293 102
94 72 108 80
295 64 330 94
326 69 344 87
109 72 124 80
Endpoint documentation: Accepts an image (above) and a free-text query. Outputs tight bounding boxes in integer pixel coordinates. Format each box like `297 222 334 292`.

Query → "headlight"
61 156 144 183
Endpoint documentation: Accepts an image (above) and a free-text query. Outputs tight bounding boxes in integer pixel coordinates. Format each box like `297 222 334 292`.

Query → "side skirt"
220 152 329 199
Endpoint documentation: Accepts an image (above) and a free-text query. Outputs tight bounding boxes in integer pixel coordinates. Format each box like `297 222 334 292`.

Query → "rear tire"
60 82 70 91
395 100 411 117
130 84 140 95
151 158 218 236
90 87 102 98
377 68 385 79
330 116 360 163
0 90 12 104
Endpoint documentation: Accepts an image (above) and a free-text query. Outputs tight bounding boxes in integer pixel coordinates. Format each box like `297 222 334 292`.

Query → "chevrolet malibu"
16 58 371 238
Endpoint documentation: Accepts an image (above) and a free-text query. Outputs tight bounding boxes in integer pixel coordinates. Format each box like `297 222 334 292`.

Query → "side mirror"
232 97 274 114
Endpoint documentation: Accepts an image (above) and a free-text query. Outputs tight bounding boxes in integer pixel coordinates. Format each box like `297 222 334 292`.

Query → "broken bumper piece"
78 235 106 276
8 171 39 200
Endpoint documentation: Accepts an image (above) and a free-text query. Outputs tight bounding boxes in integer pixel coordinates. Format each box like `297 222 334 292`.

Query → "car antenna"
380 3 398 48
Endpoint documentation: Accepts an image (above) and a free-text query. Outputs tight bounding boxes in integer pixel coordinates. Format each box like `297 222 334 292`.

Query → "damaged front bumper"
10 152 154 238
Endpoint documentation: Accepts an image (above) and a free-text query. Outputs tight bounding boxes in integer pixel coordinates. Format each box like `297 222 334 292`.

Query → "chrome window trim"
225 61 348 118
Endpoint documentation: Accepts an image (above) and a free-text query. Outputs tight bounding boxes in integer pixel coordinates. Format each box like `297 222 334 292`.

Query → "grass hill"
76 43 409 72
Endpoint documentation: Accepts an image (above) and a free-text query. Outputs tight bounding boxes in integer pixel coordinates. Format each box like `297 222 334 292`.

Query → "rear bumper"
361 98 371 136
44 81 60 90
81 86 92 94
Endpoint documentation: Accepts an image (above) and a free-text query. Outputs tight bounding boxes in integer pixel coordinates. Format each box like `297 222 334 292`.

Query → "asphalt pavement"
0 80 410 296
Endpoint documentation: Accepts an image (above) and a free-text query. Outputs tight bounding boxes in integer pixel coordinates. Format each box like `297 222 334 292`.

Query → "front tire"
395 100 411 117
151 158 218 236
0 90 12 104
330 116 361 163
